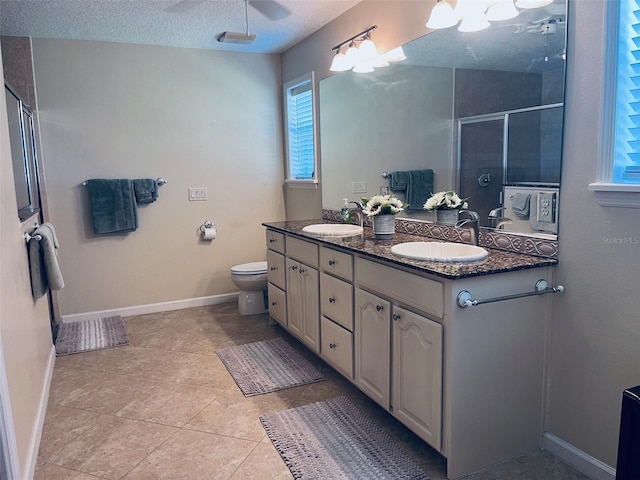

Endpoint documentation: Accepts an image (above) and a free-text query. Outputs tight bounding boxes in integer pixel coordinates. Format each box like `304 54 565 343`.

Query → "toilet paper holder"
200 220 213 233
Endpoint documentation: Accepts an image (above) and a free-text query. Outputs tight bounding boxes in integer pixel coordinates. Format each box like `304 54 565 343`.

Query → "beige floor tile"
34 463 102 479
121 429 256 480
229 442 293 480
115 381 224 427
169 354 237 389
56 372 157 415
47 415 177 479
37 405 110 462
184 386 300 442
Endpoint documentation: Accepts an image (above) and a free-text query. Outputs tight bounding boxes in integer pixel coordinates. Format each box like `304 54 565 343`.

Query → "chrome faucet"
488 207 513 230
348 200 365 229
455 210 480 246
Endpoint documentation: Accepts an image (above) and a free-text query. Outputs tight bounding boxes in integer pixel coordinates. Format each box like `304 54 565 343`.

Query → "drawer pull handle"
328 297 335 303
392 313 401 321
376 304 384 312
269 238 276 243
270 266 277 271
328 260 336 266
329 343 336 349
271 301 277 306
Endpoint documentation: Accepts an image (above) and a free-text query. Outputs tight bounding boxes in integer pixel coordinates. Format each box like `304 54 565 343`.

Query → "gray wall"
32 39 286 315
282 0 640 470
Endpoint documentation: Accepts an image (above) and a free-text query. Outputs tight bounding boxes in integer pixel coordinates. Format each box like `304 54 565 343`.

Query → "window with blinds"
284 73 317 186
612 0 640 184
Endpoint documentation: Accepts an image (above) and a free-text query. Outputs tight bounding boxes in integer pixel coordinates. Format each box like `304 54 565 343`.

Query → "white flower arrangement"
423 191 468 211
362 194 408 217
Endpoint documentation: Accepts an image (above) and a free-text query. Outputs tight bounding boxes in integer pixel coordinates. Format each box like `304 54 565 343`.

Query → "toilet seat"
231 261 268 275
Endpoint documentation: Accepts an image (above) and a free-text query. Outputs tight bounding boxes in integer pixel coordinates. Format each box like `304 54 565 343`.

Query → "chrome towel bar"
457 279 564 308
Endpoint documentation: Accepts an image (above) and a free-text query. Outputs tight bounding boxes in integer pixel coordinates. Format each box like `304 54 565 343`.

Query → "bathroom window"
591 0 640 207
283 72 318 188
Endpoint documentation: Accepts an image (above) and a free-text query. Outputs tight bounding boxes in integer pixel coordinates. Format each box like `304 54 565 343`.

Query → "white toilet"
230 261 268 315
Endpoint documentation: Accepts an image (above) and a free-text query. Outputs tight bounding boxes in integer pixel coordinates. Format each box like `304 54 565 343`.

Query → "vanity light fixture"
426 0 554 32
329 25 405 73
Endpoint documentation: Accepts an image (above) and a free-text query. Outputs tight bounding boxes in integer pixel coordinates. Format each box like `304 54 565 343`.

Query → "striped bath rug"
261 396 428 479
55 316 129 356
216 337 325 397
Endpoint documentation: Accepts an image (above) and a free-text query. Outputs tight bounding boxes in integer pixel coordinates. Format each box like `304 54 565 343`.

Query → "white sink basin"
391 242 488 262
302 224 364 237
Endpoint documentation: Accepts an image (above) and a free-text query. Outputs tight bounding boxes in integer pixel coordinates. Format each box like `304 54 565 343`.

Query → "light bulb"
515 0 553 9
330 51 351 72
352 61 375 73
486 0 519 21
384 46 407 63
358 38 378 62
426 0 458 30
344 43 361 69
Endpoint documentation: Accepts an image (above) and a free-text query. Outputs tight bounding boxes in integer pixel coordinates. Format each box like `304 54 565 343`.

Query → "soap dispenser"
340 198 351 224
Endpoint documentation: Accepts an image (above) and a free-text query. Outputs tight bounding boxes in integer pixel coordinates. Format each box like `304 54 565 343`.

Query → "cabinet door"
267 283 286 328
300 264 320 353
392 305 443 451
285 258 302 338
355 288 391 409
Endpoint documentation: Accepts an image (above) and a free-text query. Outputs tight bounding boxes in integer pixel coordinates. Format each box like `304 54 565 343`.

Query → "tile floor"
36 303 591 480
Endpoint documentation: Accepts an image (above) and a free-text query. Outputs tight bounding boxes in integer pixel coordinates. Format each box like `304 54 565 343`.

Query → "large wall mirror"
320 1 566 239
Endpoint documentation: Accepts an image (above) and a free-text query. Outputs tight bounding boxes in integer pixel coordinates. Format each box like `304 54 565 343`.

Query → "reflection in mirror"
320 1 566 239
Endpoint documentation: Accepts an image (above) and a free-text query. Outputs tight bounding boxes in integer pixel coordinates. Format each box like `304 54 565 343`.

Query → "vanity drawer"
356 258 444 319
267 250 286 290
268 283 286 327
266 230 285 254
320 272 353 331
320 246 353 281
321 316 354 379
286 236 319 268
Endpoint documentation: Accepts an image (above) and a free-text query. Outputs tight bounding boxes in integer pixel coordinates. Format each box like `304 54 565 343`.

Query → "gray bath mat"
215 337 325 397
260 396 428 480
55 316 129 356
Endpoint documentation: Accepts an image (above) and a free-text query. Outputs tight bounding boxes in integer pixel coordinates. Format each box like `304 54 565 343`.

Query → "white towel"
29 223 64 299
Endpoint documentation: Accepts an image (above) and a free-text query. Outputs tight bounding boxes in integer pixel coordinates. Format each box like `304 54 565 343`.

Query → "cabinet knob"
290 265 297 271
271 301 277 306
376 304 384 312
270 266 277 271
392 313 401 321
328 260 336 266
299 268 305 274
328 297 335 303
329 342 336 349
269 238 276 243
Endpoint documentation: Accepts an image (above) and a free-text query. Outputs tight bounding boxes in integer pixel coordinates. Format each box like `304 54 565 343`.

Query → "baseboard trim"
543 432 616 480
61 293 239 323
24 344 55 480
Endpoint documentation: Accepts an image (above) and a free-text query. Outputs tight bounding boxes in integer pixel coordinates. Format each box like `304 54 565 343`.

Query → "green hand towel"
86 179 138 234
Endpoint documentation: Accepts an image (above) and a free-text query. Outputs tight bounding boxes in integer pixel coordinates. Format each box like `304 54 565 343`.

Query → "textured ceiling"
0 0 362 54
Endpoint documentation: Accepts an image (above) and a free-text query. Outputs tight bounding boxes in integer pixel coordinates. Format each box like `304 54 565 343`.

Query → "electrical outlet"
352 181 367 194
188 187 208 201
537 192 555 223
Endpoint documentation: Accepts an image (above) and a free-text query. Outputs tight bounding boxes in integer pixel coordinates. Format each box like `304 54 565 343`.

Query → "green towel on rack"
406 169 434 211
86 179 139 234
133 178 159 204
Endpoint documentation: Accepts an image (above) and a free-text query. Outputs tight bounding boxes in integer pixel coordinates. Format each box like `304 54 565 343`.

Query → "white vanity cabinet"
319 246 354 378
264 225 554 480
284 236 320 353
266 231 286 327
355 259 443 452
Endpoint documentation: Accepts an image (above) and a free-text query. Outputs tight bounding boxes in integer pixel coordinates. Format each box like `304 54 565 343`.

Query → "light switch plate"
352 181 367 194
188 187 207 201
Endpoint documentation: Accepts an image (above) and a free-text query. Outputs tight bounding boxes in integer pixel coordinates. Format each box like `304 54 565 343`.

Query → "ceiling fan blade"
164 0 204 13
248 0 290 21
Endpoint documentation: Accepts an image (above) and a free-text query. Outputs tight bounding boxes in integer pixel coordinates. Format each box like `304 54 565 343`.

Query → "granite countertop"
263 219 558 280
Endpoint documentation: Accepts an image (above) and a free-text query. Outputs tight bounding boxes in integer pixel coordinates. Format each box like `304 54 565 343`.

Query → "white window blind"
284 73 317 185
613 0 640 184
